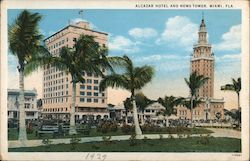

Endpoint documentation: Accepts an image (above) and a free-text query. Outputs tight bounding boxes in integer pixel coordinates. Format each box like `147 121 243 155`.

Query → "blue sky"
8 9 241 109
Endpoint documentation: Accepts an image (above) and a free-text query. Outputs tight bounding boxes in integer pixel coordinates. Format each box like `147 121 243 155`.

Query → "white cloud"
134 53 189 72
71 18 98 30
108 36 140 53
156 16 199 50
214 24 241 51
216 53 241 62
134 54 188 63
128 28 158 39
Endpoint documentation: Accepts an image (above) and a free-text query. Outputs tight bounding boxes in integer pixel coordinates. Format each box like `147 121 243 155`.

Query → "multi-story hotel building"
42 21 109 121
176 17 224 121
8 89 38 120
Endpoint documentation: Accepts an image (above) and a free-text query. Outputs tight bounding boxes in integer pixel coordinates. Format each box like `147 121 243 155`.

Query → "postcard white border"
1 0 249 161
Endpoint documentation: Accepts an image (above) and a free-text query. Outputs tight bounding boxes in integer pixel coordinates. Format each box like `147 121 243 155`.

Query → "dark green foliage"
184 71 209 97
157 96 184 117
141 124 162 132
70 135 81 150
129 134 137 146
102 136 112 145
97 122 118 134
26 123 33 134
121 124 135 134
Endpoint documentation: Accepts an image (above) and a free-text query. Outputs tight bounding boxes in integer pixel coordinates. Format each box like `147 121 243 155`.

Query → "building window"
94 80 98 84
94 99 98 103
102 99 105 103
80 85 85 89
87 98 91 102
80 91 85 96
102 93 105 97
94 86 99 90
80 98 85 102
87 79 92 84
87 86 92 90
94 92 98 96
26 112 34 117
87 92 92 96
73 38 77 42
87 73 92 77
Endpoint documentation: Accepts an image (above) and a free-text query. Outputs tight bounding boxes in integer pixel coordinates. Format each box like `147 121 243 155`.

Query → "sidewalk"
207 128 241 139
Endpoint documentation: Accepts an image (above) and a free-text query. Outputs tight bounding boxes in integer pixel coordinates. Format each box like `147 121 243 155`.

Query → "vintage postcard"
0 0 249 160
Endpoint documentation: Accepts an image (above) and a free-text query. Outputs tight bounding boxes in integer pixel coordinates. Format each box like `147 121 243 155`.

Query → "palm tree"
182 97 203 121
184 71 209 127
157 96 184 127
221 78 241 127
8 10 46 142
123 97 133 124
100 55 154 136
135 92 154 125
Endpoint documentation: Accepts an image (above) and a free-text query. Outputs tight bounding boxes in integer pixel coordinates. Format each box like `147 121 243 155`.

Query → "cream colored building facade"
176 17 224 121
42 21 109 120
8 89 38 120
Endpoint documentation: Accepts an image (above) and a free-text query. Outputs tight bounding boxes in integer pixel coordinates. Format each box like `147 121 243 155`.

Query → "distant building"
8 89 38 120
42 21 109 120
140 102 165 121
176 17 224 121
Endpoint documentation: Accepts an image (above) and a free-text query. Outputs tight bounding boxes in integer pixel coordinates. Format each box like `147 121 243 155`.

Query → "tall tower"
191 16 215 98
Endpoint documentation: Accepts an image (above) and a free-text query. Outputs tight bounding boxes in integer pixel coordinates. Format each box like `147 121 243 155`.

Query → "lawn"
8 127 213 140
9 137 241 152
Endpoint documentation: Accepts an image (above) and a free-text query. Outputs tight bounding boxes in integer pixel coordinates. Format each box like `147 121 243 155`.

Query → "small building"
8 89 38 120
141 102 165 121
176 98 225 121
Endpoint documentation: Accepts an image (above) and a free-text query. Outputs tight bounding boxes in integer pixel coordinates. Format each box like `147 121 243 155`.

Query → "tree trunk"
141 111 145 125
69 81 77 135
18 67 27 142
132 97 142 136
166 116 169 127
190 96 194 128
237 92 240 129
125 113 128 124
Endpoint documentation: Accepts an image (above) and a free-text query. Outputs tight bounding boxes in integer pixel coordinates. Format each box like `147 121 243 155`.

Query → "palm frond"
133 65 154 90
99 74 129 92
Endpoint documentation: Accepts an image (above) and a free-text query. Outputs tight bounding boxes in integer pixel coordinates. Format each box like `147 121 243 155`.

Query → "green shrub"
129 134 137 146
70 135 81 150
26 127 33 134
110 123 118 132
197 134 211 145
97 122 118 134
26 123 33 134
141 124 162 132
177 134 183 139
102 136 112 145
168 134 174 139
121 124 134 134
42 138 52 149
